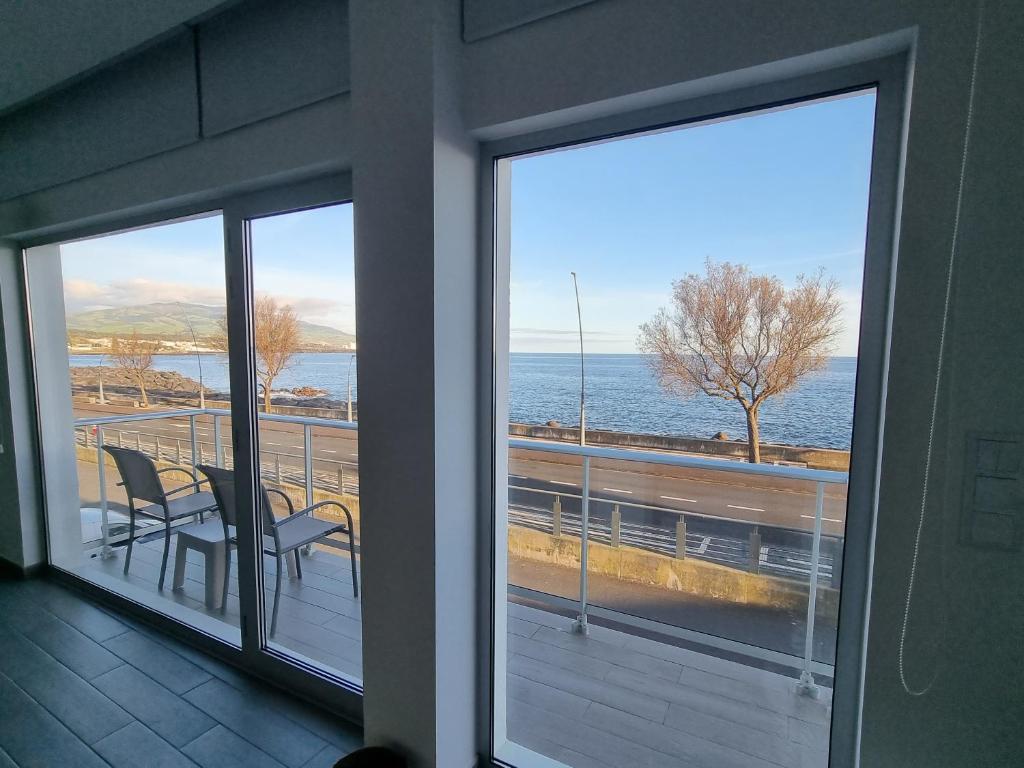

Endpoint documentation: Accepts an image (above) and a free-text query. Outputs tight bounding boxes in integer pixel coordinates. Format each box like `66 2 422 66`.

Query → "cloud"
64 278 225 314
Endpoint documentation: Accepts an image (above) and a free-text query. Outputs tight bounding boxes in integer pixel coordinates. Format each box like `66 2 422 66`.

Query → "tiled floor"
80 540 833 768
0 576 361 767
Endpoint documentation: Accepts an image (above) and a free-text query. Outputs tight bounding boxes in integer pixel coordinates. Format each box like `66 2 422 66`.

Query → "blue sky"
60 91 875 355
510 91 876 355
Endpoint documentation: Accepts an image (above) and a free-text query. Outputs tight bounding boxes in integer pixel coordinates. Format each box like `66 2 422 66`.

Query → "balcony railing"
74 406 847 697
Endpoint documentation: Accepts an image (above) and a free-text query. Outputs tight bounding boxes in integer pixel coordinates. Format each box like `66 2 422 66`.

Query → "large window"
28 213 242 645
25 181 363 700
492 90 883 767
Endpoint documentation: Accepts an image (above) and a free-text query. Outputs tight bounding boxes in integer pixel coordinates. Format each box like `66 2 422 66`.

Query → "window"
491 89 885 767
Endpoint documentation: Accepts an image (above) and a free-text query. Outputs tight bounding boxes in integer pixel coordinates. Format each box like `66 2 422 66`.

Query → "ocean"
70 352 857 449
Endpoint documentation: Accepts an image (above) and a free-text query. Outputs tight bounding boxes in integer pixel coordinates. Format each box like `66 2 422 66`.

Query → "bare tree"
213 296 302 413
638 260 842 463
111 330 161 407
253 296 301 414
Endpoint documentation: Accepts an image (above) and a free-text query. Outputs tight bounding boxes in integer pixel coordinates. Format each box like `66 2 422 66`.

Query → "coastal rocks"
712 431 729 441
290 386 328 398
546 420 561 427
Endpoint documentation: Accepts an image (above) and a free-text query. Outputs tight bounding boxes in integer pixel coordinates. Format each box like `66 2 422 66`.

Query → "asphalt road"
75 401 847 535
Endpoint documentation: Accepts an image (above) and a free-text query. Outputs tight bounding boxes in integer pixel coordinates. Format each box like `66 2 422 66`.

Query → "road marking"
661 495 697 503
800 514 844 523
697 536 710 554
323 450 337 454
349 453 359 457
264 441 280 446
602 487 633 494
509 474 527 479
728 504 765 512
552 481 577 487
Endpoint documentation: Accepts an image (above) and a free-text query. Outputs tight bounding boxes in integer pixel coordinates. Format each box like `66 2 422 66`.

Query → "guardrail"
76 407 846 695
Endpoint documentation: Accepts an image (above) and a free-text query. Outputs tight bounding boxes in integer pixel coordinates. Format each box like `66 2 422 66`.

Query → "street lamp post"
178 303 206 409
346 353 355 422
571 272 585 446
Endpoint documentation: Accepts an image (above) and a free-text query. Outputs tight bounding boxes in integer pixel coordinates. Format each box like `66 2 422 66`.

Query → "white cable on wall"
898 0 985 698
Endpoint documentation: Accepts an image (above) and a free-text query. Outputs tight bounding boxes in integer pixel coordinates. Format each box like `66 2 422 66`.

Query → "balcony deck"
81 538 832 768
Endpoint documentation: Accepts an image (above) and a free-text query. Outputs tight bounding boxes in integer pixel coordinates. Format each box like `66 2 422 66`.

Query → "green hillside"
66 302 355 351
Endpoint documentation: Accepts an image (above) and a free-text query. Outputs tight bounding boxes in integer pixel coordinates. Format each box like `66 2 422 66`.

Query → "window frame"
478 54 910 767
20 172 363 724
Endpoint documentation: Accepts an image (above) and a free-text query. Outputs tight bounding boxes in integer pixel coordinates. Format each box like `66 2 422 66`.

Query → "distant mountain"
66 302 355 352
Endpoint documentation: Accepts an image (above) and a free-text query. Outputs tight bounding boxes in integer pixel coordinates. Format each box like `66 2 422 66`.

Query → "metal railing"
75 407 846 695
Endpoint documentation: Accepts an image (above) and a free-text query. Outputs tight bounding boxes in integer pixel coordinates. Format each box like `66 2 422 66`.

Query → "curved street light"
571 272 585 446
177 302 205 409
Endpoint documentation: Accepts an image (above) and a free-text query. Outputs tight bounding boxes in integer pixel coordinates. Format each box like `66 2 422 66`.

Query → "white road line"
552 481 577 487
660 495 697 503
728 504 765 512
509 474 527 479
602 487 633 494
697 536 710 554
349 453 359 457
800 514 844 523
264 441 280 446
322 450 337 454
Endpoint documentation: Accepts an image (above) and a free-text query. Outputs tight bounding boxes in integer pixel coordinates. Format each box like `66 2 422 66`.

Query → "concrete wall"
509 423 851 470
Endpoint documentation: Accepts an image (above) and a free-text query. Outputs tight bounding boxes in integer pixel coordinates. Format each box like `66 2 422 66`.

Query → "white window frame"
478 53 910 768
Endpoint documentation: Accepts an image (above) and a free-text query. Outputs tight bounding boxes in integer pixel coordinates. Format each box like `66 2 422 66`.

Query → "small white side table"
172 520 230 610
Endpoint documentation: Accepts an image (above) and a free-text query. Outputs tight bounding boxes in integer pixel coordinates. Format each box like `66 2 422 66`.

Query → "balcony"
70 407 841 768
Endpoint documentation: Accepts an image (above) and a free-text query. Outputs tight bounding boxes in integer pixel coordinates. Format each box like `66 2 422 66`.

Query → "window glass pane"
248 203 362 684
30 213 242 645
496 92 877 767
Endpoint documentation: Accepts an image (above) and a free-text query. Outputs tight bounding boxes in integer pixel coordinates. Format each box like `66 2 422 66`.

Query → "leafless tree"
254 296 301 414
111 330 161 407
638 260 842 463
213 296 302 413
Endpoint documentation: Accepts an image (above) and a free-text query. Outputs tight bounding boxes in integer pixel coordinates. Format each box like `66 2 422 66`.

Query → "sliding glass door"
25 177 362 698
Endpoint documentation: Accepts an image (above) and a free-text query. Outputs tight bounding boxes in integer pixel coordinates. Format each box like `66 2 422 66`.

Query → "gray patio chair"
102 445 218 590
197 464 358 636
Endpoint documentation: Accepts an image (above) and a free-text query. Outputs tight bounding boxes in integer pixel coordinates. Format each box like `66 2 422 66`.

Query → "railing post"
573 456 590 635
155 435 161 461
189 417 198 473
95 428 114 559
176 439 182 466
610 503 621 547
117 430 123 448
135 432 141 452
749 526 762 573
337 466 345 494
552 495 562 537
214 414 224 468
796 481 825 698
675 516 687 560
303 424 314 507
84 427 90 448
275 453 282 483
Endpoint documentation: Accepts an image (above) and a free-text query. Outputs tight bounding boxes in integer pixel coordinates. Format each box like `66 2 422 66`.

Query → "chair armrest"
158 465 199 482
276 500 354 535
263 487 296 517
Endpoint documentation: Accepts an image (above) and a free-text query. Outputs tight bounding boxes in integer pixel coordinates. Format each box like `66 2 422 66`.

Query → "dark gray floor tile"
185 678 328 767
94 722 200 768
301 743 349 768
182 725 287 768
23 580 130 642
8 604 124 680
0 746 16 768
104 629 213 694
0 673 108 768
92 665 216 748
0 629 132 744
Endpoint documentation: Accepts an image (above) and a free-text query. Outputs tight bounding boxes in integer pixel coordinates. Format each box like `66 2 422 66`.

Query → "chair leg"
221 544 231 615
123 508 136 575
271 554 283 637
349 529 359 598
158 519 171 590
293 549 302 580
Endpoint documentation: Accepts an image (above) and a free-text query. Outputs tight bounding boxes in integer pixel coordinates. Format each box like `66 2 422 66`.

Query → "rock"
712 431 729 441
546 420 561 428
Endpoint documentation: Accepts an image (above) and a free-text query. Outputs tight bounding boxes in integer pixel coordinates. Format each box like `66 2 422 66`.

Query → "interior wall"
0 241 44 572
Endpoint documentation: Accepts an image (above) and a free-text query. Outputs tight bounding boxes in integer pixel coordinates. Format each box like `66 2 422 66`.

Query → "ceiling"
0 0 233 113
